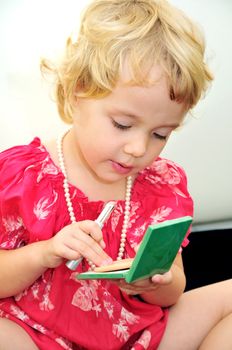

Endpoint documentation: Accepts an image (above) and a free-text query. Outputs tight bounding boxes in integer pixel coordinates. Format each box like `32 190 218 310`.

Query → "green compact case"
77 216 192 283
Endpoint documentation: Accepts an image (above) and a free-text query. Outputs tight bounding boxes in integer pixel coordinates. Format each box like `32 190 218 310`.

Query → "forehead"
118 61 185 110
117 63 174 107
119 61 164 85
107 64 186 125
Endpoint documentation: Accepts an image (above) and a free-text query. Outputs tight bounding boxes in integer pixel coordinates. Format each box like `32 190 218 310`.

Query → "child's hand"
113 270 173 295
40 220 112 269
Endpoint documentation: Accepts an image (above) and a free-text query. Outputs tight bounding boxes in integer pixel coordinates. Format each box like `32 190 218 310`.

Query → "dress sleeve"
0 139 61 249
154 158 194 248
135 158 194 248
167 160 194 248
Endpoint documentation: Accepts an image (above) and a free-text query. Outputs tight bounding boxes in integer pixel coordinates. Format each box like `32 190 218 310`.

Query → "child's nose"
124 136 147 158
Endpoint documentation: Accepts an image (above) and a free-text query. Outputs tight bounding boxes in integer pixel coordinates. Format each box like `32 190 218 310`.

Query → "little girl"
0 1 232 349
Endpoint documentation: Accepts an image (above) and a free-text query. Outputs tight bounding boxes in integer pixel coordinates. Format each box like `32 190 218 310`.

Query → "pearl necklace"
56 130 132 269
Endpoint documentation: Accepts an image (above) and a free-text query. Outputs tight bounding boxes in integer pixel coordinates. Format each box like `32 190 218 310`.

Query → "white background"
0 0 232 225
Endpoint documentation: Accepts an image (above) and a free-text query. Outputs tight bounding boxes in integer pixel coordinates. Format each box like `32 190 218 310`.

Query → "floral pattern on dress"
15 289 28 302
71 276 140 342
111 204 124 232
55 337 73 350
2 215 24 232
129 206 172 248
132 330 151 349
3 305 50 336
112 308 139 342
112 319 130 342
144 159 188 204
71 280 101 315
0 215 25 248
152 159 182 185
39 280 55 311
37 157 59 183
31 281 40 300
33 323 48 334
103 300 115 319
10 305 30 322
33 190 58 220
150 206 173 224
127 202 141 229
0 309 9 318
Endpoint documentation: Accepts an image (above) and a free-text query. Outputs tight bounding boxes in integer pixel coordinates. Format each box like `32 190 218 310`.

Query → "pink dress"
0 138 193 350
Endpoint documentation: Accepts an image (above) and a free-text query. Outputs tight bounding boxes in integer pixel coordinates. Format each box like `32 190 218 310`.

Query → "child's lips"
111 161 133 174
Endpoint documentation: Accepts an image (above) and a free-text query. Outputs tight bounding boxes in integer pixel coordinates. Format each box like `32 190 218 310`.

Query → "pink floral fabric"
0 138 193 350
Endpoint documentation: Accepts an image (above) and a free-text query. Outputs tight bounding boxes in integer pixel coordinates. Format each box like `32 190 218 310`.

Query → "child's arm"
0 220 111 298
0 242 50 298
115 254 186 307
139 254 186 306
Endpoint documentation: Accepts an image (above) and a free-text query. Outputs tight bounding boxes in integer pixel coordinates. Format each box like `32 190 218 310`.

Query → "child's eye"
153 133 167 141
112 120 131 130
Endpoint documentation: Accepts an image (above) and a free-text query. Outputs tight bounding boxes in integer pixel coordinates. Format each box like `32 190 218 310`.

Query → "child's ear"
73 92 80 107
73 82 86 106
73 89 83 107
74 78 86 94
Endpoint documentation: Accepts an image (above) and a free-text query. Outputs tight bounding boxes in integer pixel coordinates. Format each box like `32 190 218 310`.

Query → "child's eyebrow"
112 108 147 122
156 123 181 129
111 108 139 119
112 109 181 128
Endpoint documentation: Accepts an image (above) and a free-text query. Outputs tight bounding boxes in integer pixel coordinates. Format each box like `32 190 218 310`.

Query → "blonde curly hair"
41 0 213 123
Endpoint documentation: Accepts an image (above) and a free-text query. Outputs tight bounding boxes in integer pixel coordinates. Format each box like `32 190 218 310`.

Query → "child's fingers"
111 272 173 295
64 231 111 266
74 220 106 249
151 271 172 285
59 220 112 266
112 278 158 295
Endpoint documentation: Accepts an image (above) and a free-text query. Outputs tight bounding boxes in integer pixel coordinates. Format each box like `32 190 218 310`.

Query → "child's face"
72 65 186 184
